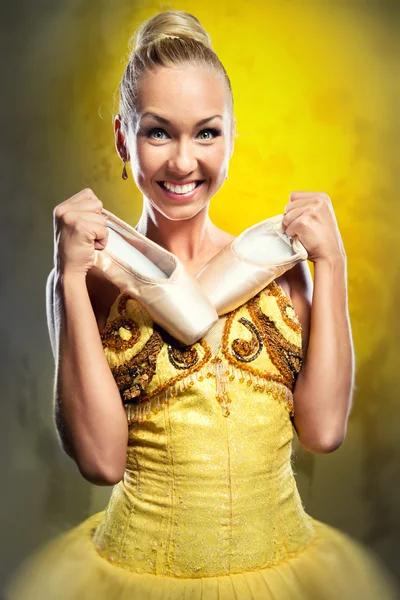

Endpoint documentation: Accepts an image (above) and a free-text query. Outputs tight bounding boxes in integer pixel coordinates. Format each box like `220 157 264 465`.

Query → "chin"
148 198 209 222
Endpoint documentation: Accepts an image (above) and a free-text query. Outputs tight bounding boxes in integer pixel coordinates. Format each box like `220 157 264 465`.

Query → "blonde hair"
117 10 233 136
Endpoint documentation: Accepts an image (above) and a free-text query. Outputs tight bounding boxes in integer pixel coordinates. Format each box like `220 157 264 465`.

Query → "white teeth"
163 181 197 194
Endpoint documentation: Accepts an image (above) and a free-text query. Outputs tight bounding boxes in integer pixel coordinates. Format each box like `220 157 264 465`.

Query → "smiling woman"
115 13 235 231
117 71 234 229
139 109 225 199
5 8 399 600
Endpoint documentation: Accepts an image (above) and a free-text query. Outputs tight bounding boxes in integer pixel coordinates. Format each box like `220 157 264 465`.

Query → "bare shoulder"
86 267 121 334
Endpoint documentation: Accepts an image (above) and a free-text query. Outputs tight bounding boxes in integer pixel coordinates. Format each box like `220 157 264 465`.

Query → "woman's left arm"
283 191 355 454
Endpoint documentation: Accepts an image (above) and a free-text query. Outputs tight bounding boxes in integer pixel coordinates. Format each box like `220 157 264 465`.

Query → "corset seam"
164 400 177 575
118 447 140 566
224 412 233 573
274 434 289 557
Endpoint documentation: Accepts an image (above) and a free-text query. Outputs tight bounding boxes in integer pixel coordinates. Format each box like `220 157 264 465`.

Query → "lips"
156 180 205 200
158 180 203 190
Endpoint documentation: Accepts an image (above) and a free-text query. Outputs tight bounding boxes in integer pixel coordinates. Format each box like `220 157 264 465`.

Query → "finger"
70 196 103 213
94 227 109 250
289 191 321 200
89 217 109 248
284 197 314 213
72 213 109 248
73 212 108 226
59 211 107 232
55 201 99 219
55 207 105 230
70 187 98 202
282 207 305 230
59 189 102 212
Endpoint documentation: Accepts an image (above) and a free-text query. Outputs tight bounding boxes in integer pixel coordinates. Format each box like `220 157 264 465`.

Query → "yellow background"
3 0 399 591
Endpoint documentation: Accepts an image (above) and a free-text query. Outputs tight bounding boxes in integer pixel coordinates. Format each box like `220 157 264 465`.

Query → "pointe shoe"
196 214 308 315
93 208 218 345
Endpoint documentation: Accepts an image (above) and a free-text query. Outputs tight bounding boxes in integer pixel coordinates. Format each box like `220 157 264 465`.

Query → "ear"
229 117 236 159
114 115 130 162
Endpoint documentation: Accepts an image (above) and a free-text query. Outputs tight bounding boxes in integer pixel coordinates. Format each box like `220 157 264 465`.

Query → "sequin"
268 281 302 334
247 296 302 390
102 285 301 422
100 317 140 351
167 343 199 370
111 331 163 404
231 317 263 363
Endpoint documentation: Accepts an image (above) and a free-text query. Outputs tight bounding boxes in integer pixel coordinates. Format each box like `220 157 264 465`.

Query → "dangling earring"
122 160 128 180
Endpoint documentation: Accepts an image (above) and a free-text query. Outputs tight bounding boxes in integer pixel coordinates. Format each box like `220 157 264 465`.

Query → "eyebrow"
141 112 223 127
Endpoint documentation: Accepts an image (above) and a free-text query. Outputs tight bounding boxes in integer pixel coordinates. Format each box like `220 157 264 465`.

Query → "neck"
135 202 219 264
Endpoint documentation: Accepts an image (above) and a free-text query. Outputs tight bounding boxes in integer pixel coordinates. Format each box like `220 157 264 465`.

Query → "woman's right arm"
46 189 128 486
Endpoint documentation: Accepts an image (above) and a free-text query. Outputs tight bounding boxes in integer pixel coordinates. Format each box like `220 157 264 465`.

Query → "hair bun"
134 10 212 52
118 10 233 135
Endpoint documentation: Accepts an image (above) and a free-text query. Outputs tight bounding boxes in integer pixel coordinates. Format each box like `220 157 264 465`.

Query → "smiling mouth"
157 180 205 195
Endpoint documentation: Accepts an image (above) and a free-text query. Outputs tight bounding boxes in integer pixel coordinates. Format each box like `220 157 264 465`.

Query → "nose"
166 138 198 176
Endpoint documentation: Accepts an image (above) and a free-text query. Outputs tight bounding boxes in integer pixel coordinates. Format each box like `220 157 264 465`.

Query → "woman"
5 9 398 600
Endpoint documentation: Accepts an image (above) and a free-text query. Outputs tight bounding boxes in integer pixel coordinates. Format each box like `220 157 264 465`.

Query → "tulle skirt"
4 511 399 600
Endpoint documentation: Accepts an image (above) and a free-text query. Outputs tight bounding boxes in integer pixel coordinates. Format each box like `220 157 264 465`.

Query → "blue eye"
197 128 221 140
144 127 221 141
147 128 168 140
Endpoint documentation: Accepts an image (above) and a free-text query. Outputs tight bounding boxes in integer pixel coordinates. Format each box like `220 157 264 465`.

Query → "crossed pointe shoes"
94 208 218 346
197 215 308 315
94 209 308 345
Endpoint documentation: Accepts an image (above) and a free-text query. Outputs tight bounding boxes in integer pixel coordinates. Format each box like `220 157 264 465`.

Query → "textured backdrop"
1 0 399 593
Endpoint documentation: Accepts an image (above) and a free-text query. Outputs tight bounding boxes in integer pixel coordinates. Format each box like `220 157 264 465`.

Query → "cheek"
134 142 164 179
215 149 230 183
206 144 229 174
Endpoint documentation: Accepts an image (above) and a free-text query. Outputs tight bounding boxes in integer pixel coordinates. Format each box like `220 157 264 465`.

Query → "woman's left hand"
282 191 345 264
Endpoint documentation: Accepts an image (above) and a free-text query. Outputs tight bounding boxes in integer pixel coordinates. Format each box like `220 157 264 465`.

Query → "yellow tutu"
5 511 398 600
6 284 398 599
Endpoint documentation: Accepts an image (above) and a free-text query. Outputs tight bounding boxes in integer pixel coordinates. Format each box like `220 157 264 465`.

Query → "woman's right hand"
53 188 109 276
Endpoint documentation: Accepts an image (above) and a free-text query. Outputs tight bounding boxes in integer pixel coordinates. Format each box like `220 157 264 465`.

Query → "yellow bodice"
92 281 316 577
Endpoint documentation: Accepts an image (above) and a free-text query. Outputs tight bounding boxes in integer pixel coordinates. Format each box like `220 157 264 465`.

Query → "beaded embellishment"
268 281 302 334
163 329 201 370
232 317 263 362
102 284 302 423
100 316 141 351
101 293 213 423
110 331 164 403
217 295 301 417
247 296 302 391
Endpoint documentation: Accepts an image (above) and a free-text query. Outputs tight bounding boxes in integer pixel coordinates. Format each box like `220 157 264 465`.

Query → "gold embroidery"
111 331 163 404
101 317 140 351
247 295 302 390
113 335 212 423
221 306 287 388
127 339 212 423
212 357 231 417
162 330 200 370
209 356 294 417
147 338 211 401
117 293 132 316
232 317 263 363
268 281 302 334
103 289 300 423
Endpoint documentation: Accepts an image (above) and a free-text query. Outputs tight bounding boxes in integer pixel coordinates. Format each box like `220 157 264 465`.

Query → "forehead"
136 64 230 122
